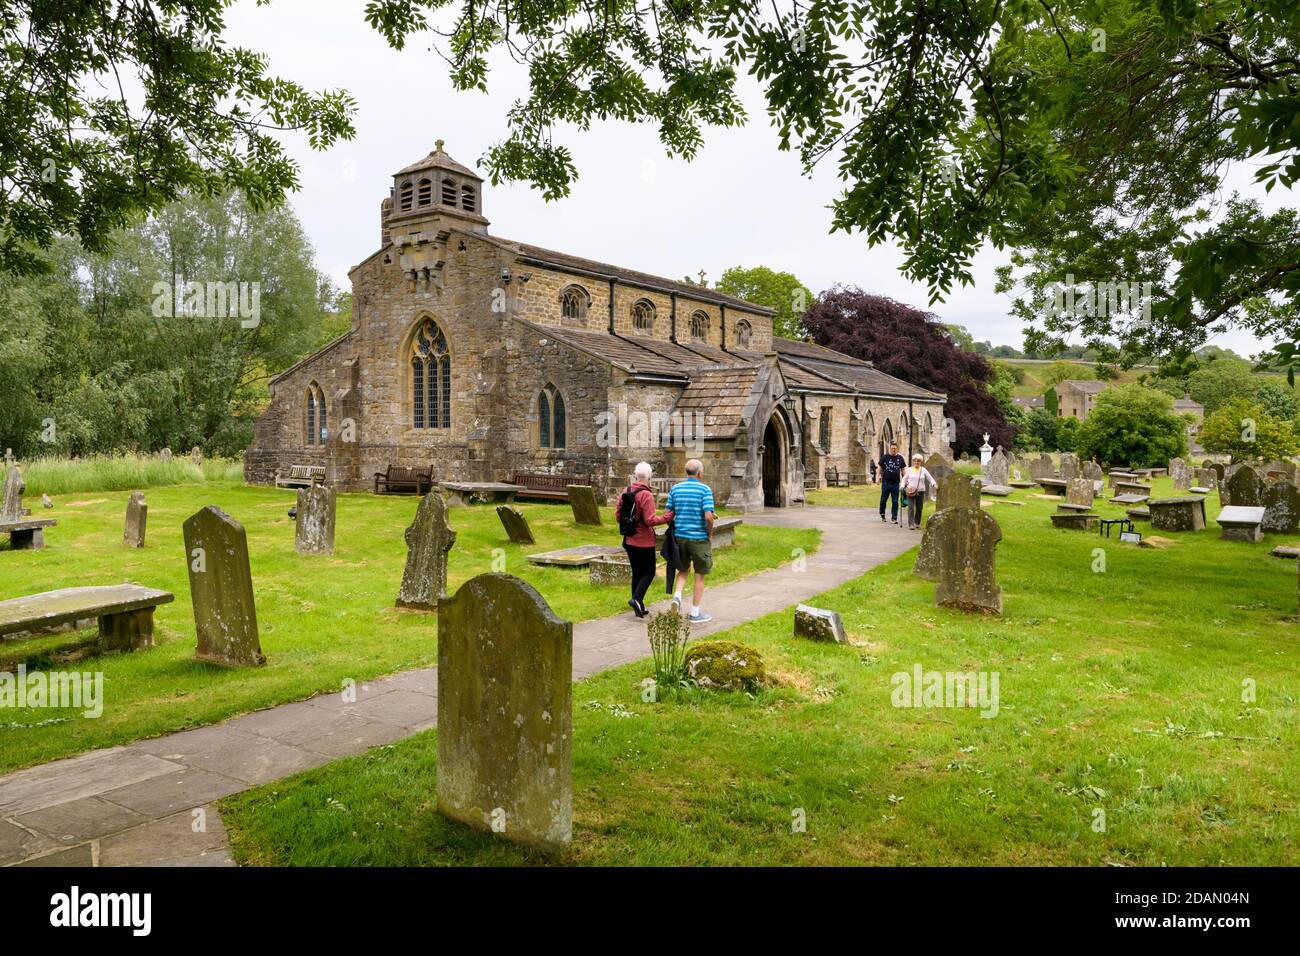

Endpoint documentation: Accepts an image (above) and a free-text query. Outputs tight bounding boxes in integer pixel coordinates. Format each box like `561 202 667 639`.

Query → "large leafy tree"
715 265 813 340
1199 397 1300 461
1075 384 1188 467
802 287 1014 454
0 0 355 276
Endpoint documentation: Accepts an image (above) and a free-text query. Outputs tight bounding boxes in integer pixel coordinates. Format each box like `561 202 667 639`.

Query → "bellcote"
384 140 490 241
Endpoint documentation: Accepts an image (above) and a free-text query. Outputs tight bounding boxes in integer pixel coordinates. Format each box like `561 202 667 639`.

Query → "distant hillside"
996 358 1287 398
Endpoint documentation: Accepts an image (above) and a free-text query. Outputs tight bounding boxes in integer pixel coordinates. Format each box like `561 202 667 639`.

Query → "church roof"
495 237 777 315
673 366 765 439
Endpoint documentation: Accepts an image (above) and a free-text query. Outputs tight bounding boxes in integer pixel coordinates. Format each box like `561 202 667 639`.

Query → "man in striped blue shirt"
665 459 715 623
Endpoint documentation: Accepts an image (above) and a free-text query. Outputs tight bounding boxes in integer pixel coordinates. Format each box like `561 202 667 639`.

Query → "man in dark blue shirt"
878 442 906 523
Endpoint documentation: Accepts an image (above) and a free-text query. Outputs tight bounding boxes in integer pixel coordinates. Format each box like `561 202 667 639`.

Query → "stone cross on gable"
697 270 708 287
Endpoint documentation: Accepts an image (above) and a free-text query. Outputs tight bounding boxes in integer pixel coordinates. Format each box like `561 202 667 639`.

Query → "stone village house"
244 143 948 510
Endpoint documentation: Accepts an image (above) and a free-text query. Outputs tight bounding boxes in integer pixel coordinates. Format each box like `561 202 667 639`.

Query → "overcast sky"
226 0 1288 357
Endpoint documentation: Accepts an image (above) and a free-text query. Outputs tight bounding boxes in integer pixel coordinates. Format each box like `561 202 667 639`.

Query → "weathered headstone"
183 505 264 666
983 449 1009 488
295 485 336 555
123 491 147 548
1223 466 1264 508
1060 453 1080 480
496 505 535 545
189 446 203 466
1066 477 1094 507
937 473 982 511
794 605 848 643
924 452 954 482
41 494 52 508
1169 457 1190 491
437 573 572 849
566 484 603 526
1193 466 1216 489
396 491 457 610
1262 481 1300 535
930 507 1002 614
589 553 632 585
1149 496 1206 532
1031 453 1054 481
1 464 24 520
159 447 172 463
1083 460 1104 482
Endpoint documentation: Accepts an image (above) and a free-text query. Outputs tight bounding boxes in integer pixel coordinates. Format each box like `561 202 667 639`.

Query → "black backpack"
618 486 640 537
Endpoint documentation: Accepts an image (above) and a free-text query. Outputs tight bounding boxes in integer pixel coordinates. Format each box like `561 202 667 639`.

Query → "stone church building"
244 143 948 510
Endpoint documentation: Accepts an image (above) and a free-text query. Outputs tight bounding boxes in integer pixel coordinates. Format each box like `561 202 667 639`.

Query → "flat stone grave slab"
439 481 524 506
980 484 1013 496
0 517 57 550
1270 546 1300 559
1126 507 1151 521
1108 471 1137 486
1216 505 1265 543
0 584 174 653
1009 480 1036 489
655 516 743 547
1050 512 1098 531
1056 502 1092 512
1189 486 1212 494
1114 481 1152 496
526 544 624 567
1038 477 1068 494
1110 493 1150 505
1148 496 1207 532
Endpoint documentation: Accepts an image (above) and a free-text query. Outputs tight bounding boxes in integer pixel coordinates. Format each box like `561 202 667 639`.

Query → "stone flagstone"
396 491 456 611
496 505 535 545
3 464 25 520
123 491 147 548
1262 481 1300 535
929 506 1002 613
566 484 602 526
437 573 573 849
295 485 336 556
183 506 265 667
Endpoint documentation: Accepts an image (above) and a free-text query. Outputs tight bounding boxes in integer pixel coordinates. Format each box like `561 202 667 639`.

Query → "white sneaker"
688 611 713 624
670 595 682 613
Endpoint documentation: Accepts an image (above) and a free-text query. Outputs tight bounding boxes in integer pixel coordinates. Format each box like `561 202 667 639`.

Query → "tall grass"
0 455 243 496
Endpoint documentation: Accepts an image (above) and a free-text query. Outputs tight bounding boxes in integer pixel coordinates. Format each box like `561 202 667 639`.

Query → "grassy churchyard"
0 481 817 774
216 474 1300 866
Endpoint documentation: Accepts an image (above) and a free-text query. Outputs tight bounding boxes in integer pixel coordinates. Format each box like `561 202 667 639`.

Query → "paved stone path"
0 506 916 867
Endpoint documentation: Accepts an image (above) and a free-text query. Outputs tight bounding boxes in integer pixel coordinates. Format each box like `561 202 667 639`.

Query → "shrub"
1074 384 1187 467
683 641 767 692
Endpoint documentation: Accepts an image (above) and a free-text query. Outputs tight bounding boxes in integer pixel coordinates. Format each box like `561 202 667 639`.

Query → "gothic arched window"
632 299 655 334
538 385 566 449
305 382 327 445
560 285 589 323
410 319 451 429
735 319 753 348
690 310 709 341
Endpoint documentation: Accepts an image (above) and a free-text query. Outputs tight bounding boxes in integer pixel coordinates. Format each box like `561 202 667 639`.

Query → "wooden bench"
374 465 433 495
825 465 850 488
511 472 574 501
0 584 174 654
276 465 326 489
0 517 56 550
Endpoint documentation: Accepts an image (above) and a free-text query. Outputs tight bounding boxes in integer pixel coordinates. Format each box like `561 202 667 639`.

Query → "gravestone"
189 446 203 466
437 573 572 849
1169 458 1190 491
159 448 172 463
123 491 147 548
1066 477 1094 507
1208 462 1225 482
979 434 993 466
41 494 52 508
1193 467 1216 488
1083 460 1104 482
1262 481 1300 535
1216 505 1265 543
1 464 24 520
295 485 336 556
937 473 982 511
589 553 632 585
1149 496 1206 532
794 605 848 644
566 485 603 526
924 452 954 482
1031 453 1054 481
183 505 264 666
496 505 535 545
1060 453 1080 480
396 491 457 610
1223 466 1264 508
929 506 1002 613
983 449 1009 488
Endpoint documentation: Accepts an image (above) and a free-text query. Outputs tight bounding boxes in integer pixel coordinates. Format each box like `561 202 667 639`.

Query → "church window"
632 299 655 334
410 319 451 429
689 310 709 342
539 385 566 449
819 407 831 452
305 383 327 445
560 285 589 322
735 319 753 348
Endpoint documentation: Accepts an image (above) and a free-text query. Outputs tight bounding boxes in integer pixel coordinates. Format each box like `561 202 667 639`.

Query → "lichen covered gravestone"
1149 496 1206 532
159 447 172 463
1262 481 1300 535
1169 458 1190 490
588 553 632 585
1031 453 1054 481
437 573 573 849
1083 460 1104 482
2 464 25 520
123 491 147 548
1223 466 1264 508
937 473 982 511
397 491 457 610
924 453 954 482
295 485 336 555
566 484 603 526
496 505 535 545
983 449 1009 488
1065 477 1094 507
189 446 203 466
794 604 847 643
929 506 1002 613
183 505 264 666
1060 453 1080 480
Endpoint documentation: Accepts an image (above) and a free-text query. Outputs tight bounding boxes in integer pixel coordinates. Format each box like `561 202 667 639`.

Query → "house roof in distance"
1058 379 1109 394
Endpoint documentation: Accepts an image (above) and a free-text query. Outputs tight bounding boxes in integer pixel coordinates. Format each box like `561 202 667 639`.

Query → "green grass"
0 483 816 773
2 455 243 496
221 476 1300 866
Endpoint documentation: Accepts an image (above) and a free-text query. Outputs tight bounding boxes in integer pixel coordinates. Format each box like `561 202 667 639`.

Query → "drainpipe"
607 279 616 334
800 395 807 468
720 304 727 350
670 292 677 342
907 401 914 458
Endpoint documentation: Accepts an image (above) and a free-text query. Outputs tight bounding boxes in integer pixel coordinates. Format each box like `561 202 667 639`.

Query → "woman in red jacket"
615 462 674 617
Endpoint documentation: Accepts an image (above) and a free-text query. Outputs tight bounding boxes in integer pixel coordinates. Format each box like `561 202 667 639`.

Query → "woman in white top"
902 454 936 530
